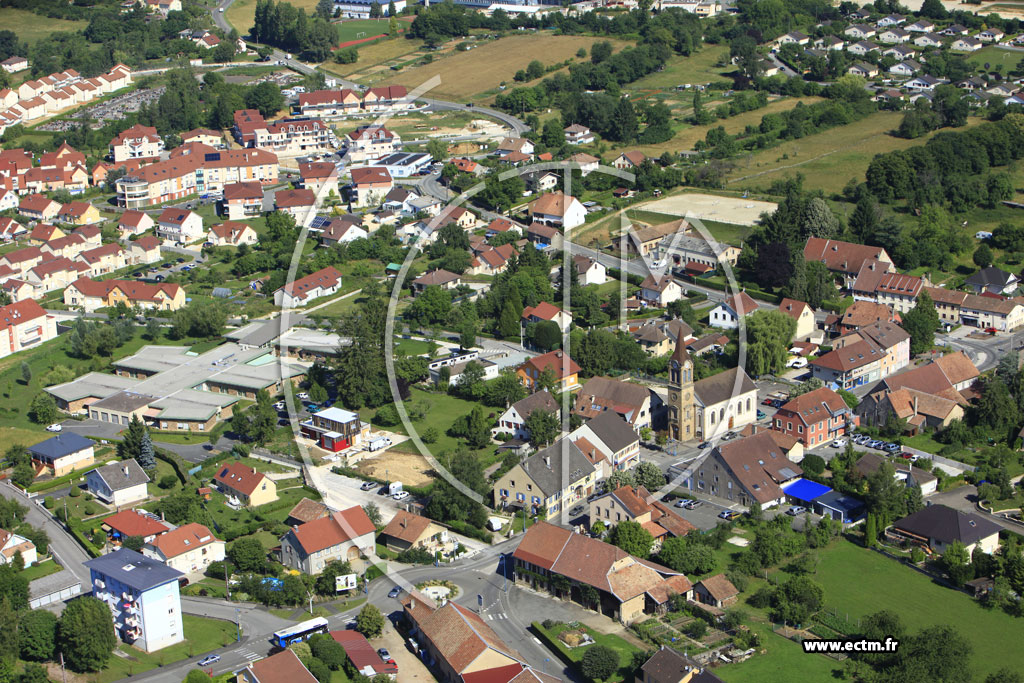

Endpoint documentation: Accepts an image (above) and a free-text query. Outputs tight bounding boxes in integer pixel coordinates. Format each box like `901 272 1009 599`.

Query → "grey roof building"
583 411 641 454
88 459 151 493
28 432 94 460
891 504 1002 554
85 548 184 591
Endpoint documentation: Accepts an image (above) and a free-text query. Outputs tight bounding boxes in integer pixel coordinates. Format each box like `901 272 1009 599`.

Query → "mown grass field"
813 539 1024 680
625 44 733 92
0 9 87 45
717 622 840 683
336 18 395 42
321 38 426 78
226 0 318 36
386 35 630 101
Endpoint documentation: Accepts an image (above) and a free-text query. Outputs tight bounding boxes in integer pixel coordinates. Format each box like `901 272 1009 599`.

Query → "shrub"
580 644 618 681
43 497 55 509
69 487 81 498
83 503 98 515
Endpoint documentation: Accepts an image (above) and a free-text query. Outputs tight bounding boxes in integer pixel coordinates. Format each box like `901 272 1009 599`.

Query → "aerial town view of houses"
6 0 1024 682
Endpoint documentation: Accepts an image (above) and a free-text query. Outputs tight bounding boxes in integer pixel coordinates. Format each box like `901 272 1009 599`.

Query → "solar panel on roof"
204 153 220 162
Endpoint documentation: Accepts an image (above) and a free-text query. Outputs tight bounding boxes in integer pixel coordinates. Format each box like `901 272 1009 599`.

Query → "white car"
831 438 848 448
297 392 309 400
786 357 808 369
392 491 410 501
273 401 285 411
46 424 63 432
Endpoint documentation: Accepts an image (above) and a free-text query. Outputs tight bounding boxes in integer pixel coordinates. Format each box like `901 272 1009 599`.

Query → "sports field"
0 8 87 45
385 35 630 101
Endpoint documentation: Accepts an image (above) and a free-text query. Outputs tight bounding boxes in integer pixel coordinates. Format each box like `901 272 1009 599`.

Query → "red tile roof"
519 349 580 380
288 507 375 555
148 523 220 559
213 462 267 497
0 300 47 332
103 510 170 538
276 266 342 301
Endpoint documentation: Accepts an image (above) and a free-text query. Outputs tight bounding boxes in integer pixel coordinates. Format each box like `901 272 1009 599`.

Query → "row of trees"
251 0 339 61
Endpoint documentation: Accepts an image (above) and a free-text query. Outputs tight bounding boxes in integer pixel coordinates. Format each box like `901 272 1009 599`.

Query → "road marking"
533 637 543 645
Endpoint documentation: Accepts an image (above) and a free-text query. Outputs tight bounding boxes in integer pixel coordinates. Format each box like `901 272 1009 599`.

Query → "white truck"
388 481 403 496
368 436 392 452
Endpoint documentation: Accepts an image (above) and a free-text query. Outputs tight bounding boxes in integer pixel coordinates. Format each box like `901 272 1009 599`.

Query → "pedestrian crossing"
238 649 262 662
485 613 509 620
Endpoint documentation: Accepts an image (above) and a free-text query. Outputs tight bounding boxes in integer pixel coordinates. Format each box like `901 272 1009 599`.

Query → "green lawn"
534 622 644 683
336 18 393 42
369 386 496 458
20 559 62 582
716 622 839 683
813 539 1024 680
394 338 439 357
625 45 733 92
96 615 238 683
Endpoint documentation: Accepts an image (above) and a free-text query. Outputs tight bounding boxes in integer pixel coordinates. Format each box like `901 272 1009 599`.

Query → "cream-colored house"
779 298 816 341
492 439 597 515
143 523 225 579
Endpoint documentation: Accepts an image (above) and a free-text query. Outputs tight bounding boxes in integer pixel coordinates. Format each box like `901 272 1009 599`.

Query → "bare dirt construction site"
356 449 434 487
640 193 778 226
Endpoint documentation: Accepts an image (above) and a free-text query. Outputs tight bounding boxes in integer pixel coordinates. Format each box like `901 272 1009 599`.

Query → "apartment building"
110 124 164 164
233 110 332 156
0 300 57 359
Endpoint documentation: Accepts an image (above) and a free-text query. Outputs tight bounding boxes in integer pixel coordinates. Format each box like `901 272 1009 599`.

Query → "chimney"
913 396 918 416
544 456 551 468
123 465 130 477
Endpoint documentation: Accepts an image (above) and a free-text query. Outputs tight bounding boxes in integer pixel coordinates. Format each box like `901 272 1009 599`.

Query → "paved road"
212 0 234 33
1 481 93 587
927 484 1024 535
937 328 1022 373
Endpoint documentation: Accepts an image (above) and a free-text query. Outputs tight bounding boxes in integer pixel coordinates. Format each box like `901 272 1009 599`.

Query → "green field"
336 18 394 43
534 622 644 683
0 9 87 45
96 615 238 683
813 539 1024 679
625 44 733 92
965 45 1017 72
366 386 492 457
717 622 839 683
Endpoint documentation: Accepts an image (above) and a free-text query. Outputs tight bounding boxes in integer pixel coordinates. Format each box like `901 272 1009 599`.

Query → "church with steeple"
668 339 694 441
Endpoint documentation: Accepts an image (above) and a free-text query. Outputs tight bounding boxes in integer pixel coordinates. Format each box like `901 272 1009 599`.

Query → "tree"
864 513 877 547
901 290 940 355
363 503 382 527
986 670 1024 683
314 560 353 596
531 320 561 351
608 520 654 558
28 394 58 425
942 539 974 587
244 81 285 118
58 597 116 672
118 414 147 460
524 409 559 448
450 406 491 449
497 298 522 340
228 537 267 573
314 0 333 19
137 431 156 471
580 645 618 681
19 609 57 662
633 462 665 492
309 634 347 669
801 453 826 476
485 368 525 408
973 243 994 268
185 671 214 683
355 603 384 638
658 537 715 574
369 1 382 18
145 317 162 341
309 382 328 404
745 310 797 376
20 362 31 385
304 657 331 683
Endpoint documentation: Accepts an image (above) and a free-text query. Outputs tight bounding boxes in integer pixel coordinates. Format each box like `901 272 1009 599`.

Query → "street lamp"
543 658 550 674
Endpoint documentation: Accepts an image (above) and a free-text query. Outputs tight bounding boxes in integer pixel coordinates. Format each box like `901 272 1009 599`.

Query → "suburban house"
632 322 673 356
279 506 376 573
343 125 401 163
28 432 95 477
0 300 58 359
708 292 759 329
285 498 332 527
238 649 319 683
639 274 683 307
142 523 225 578
117 210 155 236
492 439 597 516
965 266 1018 295
959 294 1024 331
834 300 900 335
588 485 695 546
126 236 162 266
155 208 204 243
492 390 559 441
0 528 36 567
273 266 343 308
208 221 258 247
527 192 586 229
319 219 367 246
889 504 1001 555
275 188 317 225
495 136 535 158
221 181 264 220
854 452 938 496
64 278 186 313
511 521 692 624
212 462 278 506
872 272 926 314
572 376 655 433
637 647 724 683
102 510 170 546
570 411 642 475
467 243 516 276
298 406 371 453
402 593 555 683
521 300 573 333
516 349 581 393
692 432 803 508
857 382 964 433
379 510 450 554
86 548 184 653
773 386 857 447
611 150 646 170
85 459 150 507
57 201 101 226
572 254 606 286
564 124 595 144
411 269 461 295
778 298 816 341
833 320 911 380
298 161 341 199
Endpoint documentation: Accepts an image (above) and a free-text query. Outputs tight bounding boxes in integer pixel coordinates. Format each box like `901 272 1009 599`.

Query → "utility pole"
235 608 241 642
225 563 231 600
59 651 66 683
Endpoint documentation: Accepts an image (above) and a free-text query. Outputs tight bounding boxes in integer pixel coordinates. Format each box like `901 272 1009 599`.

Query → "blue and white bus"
271 617 329 648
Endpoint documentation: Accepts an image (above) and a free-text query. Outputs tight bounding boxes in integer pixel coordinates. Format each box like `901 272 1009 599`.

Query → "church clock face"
670 392 678 402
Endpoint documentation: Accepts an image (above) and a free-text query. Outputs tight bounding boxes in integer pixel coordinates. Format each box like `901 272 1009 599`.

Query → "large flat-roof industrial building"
46 343 306 431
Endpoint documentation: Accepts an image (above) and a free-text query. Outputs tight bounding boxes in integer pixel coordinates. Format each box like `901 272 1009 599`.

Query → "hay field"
227 0 319 35
641 193 778 227
385 35 630 101
0 9 87 45
726 112 984 195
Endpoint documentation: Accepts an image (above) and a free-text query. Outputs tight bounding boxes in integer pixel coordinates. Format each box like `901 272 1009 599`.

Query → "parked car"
723 431 738 441
377 648 391 662
762 398 774 406
568 505 584 517
719 510 741 520
686 500 703 509
786 506 807 516
297 392 309 400
675 499 689 508
197 655 220 667
697 441 710 449
393 490 410 501
756 410 767 420
273 401 285 410
46 423 62 432
884 442 901 452
831 438 848 448
360 481 376 491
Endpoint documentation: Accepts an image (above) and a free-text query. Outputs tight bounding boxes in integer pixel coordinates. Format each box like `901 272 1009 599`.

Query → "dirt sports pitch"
640 193 777 226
